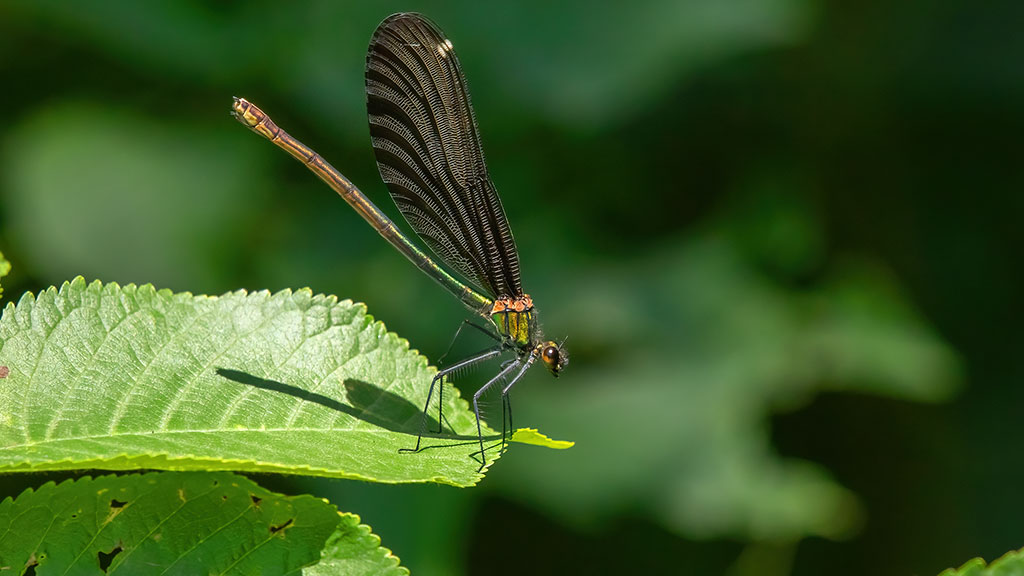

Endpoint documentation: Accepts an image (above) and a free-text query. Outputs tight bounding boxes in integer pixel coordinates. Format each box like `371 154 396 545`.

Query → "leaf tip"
510 428 575 449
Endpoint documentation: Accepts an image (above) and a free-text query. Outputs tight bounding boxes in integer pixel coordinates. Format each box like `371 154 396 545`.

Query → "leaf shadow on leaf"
215 368 437 435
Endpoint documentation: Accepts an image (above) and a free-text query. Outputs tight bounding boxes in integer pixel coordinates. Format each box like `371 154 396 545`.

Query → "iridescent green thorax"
490 295 536 349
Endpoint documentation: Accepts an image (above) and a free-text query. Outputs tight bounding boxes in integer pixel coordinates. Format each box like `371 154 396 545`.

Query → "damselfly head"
539 341 568 378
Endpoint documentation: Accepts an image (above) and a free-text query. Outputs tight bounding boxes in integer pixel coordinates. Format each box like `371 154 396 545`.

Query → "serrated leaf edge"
938 546 1024 576
332 512 409 575
2 277 494 485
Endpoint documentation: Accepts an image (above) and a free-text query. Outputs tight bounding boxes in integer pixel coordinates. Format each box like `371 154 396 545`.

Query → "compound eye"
541 345 561 374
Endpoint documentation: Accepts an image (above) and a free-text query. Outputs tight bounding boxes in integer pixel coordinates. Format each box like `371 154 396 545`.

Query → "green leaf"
304 513 407 576
0 471 340 575
938 547 1024 575
0 277 514 486
510 428 574 449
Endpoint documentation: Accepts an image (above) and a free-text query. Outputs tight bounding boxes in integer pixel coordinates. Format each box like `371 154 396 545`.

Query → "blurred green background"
0 1 1020 574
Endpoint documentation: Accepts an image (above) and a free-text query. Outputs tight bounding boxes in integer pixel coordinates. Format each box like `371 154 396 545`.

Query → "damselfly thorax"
490 295 564 376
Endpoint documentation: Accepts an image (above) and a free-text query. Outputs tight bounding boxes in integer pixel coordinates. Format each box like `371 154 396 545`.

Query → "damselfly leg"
399 346 503 455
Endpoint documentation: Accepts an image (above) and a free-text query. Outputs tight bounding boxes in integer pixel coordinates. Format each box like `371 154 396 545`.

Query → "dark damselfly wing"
366 13 523 299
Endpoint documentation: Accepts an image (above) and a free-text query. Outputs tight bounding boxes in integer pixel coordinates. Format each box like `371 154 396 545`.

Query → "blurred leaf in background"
491 225 961 541
0 251 9 299
2 103 271 292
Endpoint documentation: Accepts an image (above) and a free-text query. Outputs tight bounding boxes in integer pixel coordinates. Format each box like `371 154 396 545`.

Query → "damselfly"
232 12 566 468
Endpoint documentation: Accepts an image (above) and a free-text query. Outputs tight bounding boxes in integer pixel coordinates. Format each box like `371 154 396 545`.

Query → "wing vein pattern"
366 12 522 298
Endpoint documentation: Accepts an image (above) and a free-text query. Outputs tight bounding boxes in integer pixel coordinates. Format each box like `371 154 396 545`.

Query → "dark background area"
1 1 1020 574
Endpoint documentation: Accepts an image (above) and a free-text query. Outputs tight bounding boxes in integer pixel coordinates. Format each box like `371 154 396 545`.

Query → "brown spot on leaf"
98 543 123 572
270 518 293 534
105 499 128 523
